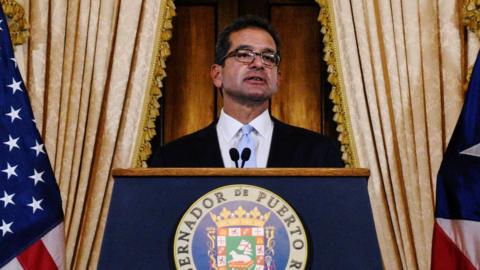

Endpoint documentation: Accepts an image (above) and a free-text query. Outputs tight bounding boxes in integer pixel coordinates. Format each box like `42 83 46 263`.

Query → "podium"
99 168 382 269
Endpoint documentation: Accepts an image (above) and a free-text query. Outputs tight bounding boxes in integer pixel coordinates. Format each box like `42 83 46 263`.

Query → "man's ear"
211 64 223 88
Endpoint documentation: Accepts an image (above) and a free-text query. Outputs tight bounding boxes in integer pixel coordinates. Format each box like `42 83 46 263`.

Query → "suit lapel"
267 118 295 167
196 121 224 167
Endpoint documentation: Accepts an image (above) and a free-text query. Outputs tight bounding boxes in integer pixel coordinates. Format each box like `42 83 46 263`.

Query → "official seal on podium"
173 184 308 270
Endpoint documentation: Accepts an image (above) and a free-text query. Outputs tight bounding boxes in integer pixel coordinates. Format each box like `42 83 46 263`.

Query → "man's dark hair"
215 15 281 65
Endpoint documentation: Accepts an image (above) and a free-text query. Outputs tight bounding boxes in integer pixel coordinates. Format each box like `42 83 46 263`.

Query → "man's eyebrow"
233 45 254 50
233 45 276 52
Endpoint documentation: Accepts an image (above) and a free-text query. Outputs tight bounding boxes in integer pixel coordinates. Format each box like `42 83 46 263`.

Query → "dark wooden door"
151 0 336 150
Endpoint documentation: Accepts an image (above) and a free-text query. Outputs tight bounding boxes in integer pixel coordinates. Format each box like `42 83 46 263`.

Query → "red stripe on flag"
16 240 58 270
431 221 476 270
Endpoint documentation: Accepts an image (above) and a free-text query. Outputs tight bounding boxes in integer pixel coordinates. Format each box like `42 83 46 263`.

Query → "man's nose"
249 54 264 69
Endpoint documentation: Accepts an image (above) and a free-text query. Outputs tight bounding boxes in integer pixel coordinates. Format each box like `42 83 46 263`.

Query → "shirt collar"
217 109 273 143
249 109 273 138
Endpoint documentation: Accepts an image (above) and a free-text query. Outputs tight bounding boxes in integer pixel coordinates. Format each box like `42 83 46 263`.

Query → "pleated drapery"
319 0 477 269
9 0 175 268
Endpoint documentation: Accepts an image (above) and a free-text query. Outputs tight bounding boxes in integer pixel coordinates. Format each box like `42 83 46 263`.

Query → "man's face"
211 28 281 105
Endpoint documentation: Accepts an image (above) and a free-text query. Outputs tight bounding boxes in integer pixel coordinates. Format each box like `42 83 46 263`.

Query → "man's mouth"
245 76 265 82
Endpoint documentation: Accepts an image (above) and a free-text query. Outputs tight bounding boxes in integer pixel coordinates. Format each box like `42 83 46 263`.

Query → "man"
149 15 344 168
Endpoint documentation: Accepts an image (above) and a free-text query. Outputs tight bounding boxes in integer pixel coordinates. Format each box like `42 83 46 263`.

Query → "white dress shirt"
216 109 274 168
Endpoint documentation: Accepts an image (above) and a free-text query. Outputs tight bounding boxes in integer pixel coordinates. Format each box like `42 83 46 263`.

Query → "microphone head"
229 148 240 161
240 148 251 161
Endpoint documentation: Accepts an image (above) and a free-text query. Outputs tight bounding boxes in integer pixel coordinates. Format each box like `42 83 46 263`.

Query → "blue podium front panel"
99 175 382 269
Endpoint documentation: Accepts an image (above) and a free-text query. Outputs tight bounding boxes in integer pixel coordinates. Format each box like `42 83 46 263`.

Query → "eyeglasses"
222 48 280 68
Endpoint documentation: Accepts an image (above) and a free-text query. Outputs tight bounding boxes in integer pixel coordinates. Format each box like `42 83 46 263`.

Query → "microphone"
240 148 251 168
229 148 240 168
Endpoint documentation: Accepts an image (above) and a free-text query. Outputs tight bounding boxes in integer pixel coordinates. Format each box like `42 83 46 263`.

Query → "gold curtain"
318 0 478 269
9 0 175 268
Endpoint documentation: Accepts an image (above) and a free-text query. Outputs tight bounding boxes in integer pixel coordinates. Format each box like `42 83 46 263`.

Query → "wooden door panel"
163 5 216 143
270 5 323 133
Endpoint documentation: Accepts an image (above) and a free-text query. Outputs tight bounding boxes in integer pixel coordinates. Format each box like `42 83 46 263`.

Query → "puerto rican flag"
0 5 64 270
431 52 480 269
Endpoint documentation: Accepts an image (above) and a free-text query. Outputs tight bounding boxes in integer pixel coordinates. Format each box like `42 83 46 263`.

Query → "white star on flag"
0 220 13 237
30 140 45 156
0 19 3 31
2 162 17 179
0 191 15 208
6 78 22 94
460 142 480 157
27 197 44 214
3 135 19 152
5 106 21 123
29 169 45 186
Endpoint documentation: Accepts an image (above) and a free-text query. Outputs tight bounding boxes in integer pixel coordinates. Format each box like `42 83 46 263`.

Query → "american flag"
0 6 64 270
431 51 480 269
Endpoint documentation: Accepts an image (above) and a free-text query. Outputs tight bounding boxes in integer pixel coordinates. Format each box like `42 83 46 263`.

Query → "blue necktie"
237 125 256 168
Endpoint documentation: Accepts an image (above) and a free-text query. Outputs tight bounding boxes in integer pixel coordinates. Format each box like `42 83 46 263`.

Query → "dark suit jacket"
149 118 344 167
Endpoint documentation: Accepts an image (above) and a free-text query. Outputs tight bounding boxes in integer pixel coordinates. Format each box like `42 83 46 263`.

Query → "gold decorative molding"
316 0 357 167
0 0 28 45
463 1 479 94
133 0 176 167
464 0 480 39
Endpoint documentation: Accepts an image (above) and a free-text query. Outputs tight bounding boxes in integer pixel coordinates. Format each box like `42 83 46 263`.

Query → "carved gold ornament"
0 0 28 45
464 0 480 39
